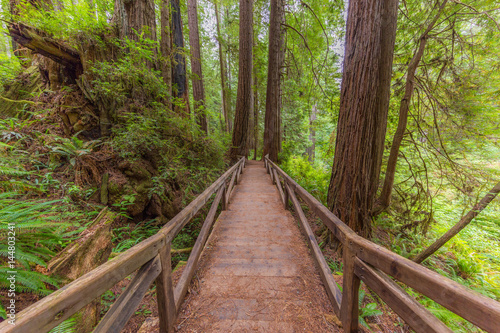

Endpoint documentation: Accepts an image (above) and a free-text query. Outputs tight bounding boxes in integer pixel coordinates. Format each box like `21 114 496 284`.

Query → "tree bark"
306 104 317 162
374 0 449 215
114 0 156 42
414 181 500 264
187 0 207 134
171 0 190 117
160 0 172 108
215 1 229 133
262 0 284 162
8 23 81 70
253 56 258 160
326 0 399 237
230 0 253 161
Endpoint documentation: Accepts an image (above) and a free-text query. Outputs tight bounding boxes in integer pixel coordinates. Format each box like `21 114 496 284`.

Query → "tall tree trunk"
215 1 229 133
253 57 258 160
171 0 190 117
327 0 399 238
187 0 207 134
374 0 449 215
262 0 283 162
306 104 317 162
414 181 500 264
230 0 253 161
226 7 234 133
114 0 156 42
160 0 172 109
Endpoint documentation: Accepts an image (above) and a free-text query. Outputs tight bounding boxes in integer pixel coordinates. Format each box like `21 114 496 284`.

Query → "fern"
0 194 78 294
48 317 77 333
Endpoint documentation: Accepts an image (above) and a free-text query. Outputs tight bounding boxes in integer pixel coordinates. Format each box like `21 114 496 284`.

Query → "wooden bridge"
1 158 499 332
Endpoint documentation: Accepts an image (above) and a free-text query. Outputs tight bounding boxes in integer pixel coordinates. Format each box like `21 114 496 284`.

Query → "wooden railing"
0 157 246 333
264 156 500 333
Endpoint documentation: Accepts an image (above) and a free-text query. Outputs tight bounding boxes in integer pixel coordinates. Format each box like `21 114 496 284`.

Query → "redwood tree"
327 0 399 237
230 0 253 160
171 0 190 116
114 0 156 42
187 0 207 133
160 0 172 103
262 0 284 162
215 1 230 133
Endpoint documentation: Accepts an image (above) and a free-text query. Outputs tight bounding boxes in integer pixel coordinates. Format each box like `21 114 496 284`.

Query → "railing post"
341 246 360 332
156 243 176 333
221 185 227 211
284 181 289 210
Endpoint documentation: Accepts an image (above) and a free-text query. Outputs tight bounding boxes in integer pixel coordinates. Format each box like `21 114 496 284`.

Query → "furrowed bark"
188 0 207 134
230 0 253 161
8 22 82 73
327 0 399 237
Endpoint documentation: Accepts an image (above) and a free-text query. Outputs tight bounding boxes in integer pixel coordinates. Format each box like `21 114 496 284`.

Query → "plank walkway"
174 160 338 332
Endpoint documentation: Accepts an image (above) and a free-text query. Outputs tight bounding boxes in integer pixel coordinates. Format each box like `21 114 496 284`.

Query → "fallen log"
8 22 82 74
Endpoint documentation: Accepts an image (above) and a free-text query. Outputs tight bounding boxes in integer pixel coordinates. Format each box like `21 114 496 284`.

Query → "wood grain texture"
94 256 162 333
340 247 360 332
354 258 451 333
174 186 225 310
0 233 165 333
0 158 244 333
286 183 341 316
266 157 500 333
156 243 176 333
273 168 285 208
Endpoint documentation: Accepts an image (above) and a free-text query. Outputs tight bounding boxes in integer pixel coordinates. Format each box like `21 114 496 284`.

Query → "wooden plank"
225 165 238 205
0 158 245 333
267 158 500 333
354 258 451 333
341 247 360 332
156 243 176 333
94 256 162 333
221 185 227 211
273 168 285 208
286 183 341 316
161 157 244 243
351 236 500 333
236 162 243 184
284 181 289 210
0 233 165 333
174 186 225 310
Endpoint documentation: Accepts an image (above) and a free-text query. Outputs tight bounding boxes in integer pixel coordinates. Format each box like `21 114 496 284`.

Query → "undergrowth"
281 152 500 332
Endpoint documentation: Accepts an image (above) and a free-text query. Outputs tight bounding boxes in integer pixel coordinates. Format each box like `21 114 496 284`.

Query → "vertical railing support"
341 246 360 332
221 185 227 211
284 181 289 210
156 243 176 333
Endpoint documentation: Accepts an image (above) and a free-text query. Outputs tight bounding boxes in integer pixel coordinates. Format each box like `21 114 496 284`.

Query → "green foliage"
0 54 21 91
280 155 330 204
0 194 77 295
48 317 77 333
112 219 159 253
10 0 112 42
358 289 383 331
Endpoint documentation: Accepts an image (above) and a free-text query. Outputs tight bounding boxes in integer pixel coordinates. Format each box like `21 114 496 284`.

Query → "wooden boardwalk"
175 161 337 332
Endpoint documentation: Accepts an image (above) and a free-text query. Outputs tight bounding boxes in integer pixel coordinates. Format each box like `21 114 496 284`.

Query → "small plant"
0 193 78 295
100 290 117 315
50 136 102 185
112 219 159 253
358 289 382 331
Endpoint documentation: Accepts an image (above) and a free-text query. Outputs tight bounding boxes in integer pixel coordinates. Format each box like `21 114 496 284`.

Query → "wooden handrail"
0 157 245 333
265 156 500 333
